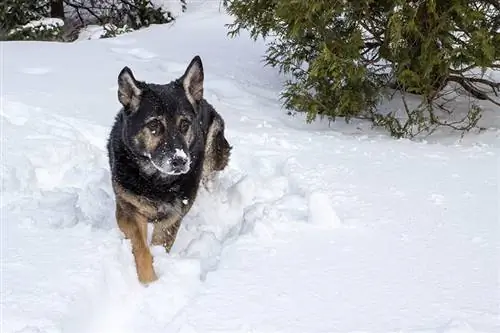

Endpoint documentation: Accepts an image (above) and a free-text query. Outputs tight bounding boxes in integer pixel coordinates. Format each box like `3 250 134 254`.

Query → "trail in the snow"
3 57 498 332
1 94 318 333
66 148 320 333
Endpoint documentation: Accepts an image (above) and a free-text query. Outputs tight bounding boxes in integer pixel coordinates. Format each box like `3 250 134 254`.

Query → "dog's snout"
171 156 187 168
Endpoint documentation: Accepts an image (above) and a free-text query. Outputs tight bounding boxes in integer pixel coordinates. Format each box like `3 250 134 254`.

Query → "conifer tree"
224 0 500 138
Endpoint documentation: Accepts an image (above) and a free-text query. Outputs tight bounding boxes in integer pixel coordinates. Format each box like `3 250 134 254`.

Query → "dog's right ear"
118 66 142 112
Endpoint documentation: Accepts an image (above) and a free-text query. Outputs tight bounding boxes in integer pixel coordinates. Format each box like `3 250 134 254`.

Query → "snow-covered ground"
1 2 499 333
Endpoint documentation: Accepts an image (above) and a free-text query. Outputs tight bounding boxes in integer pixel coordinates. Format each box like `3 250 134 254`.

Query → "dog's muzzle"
170 156 189 174
146 150 191 176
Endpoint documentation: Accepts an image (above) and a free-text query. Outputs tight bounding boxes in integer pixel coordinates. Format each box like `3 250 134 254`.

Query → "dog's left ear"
182 56 204 106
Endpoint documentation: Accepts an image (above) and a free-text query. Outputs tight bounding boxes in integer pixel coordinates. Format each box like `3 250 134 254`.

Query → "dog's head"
116 56 205 177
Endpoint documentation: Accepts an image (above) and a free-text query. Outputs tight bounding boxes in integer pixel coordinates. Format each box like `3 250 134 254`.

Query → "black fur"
108 100 220 200
107 56 230 220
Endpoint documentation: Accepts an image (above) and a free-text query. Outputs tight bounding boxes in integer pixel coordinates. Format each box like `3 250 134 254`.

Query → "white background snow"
1 2 499 333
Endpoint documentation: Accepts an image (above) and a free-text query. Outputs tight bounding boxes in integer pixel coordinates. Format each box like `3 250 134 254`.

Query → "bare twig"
447 75 500 106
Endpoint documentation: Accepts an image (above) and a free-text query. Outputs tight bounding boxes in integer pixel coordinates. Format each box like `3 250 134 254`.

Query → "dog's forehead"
146 83 193 117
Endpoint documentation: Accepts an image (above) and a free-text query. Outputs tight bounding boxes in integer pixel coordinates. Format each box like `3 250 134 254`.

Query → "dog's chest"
156 201 178 216
150 198 190 223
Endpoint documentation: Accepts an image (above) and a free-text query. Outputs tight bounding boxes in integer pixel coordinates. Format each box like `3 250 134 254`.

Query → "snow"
174 148 188 159
15 18 64 30
1 2 499 333
152 0 186 17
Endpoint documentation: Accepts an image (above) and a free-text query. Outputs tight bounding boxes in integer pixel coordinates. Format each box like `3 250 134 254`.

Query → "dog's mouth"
144 153 190 176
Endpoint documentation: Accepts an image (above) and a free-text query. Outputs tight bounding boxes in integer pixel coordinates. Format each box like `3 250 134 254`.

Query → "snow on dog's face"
116 56 205 177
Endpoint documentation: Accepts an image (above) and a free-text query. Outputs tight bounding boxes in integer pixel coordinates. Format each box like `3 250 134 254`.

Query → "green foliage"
1 0 64 41
0 0 49 33
101 24 134 38
1 0 187 42
93 0 177 39
118 0 175 30
224 0 500 138
7 17 64 41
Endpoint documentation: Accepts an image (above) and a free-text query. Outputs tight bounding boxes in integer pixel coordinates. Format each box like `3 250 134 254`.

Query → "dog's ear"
182 56 204 107
118 66 142 112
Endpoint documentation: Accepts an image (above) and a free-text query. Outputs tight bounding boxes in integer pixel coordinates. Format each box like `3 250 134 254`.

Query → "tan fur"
152 195 193 252
201 119 220 180
202 117 230 186
118 70 142 111
115 199 158 284
151 215 184 252
183 63 203 105
185 127 195 147
177 117 195 147
134 118 166 154
113 182 158 218
113 181 195 282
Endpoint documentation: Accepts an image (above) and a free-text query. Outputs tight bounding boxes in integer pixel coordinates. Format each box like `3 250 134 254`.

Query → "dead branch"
447 75 500 106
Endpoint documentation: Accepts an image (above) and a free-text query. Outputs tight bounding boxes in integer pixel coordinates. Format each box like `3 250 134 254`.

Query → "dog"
107 55 231 284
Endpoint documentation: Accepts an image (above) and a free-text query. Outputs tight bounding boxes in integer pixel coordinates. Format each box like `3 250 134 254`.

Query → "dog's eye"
179 119 191 134
147 119 162 135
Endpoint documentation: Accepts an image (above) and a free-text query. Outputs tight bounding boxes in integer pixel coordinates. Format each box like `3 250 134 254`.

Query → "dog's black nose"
171 157 187 169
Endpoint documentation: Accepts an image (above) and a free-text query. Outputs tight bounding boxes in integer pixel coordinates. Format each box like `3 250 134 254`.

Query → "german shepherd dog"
107 56 231 284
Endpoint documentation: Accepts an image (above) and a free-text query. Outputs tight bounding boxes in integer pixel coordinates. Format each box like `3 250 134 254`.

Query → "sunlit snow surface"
1 2 499 333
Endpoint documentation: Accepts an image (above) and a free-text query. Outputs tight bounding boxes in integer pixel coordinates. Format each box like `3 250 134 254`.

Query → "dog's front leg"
116 203 158 284
151 216 182 253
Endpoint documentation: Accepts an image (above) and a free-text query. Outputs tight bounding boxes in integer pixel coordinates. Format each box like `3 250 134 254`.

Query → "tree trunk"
50 0 65 20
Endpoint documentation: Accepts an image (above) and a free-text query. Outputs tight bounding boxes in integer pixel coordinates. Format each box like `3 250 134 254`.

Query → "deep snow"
1 2 499 333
